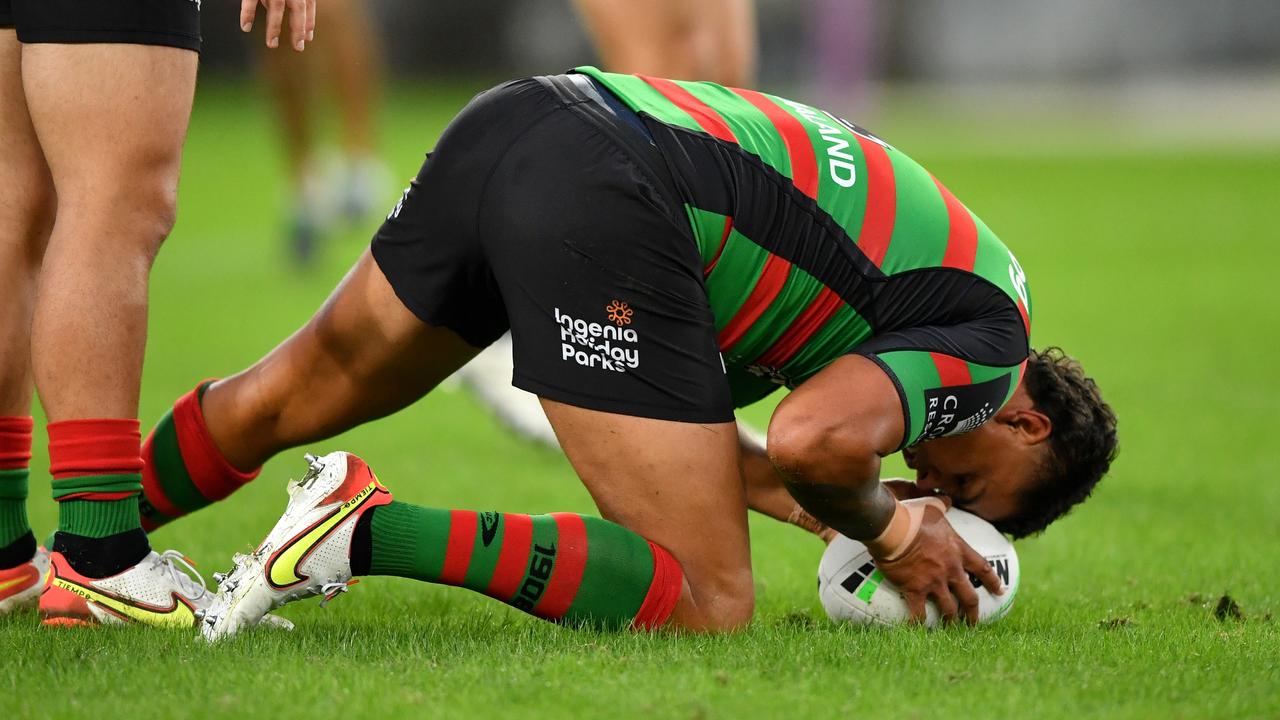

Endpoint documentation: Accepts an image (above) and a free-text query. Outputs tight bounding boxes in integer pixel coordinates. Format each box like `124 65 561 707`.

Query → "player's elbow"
766 408 879 487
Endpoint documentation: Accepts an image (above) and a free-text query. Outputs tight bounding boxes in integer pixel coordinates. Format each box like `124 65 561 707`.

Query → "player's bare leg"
540 401 755 631
0 29 54 607
138 251 480 528
203 252 478 471
24 43 195 583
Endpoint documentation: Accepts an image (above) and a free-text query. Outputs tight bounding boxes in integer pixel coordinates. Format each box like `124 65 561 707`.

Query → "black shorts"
372 76 734 424
0 0 200 52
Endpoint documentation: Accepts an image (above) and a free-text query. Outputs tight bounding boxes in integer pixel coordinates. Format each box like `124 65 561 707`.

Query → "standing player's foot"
38 548 212 627
0 547 52 615
200 451 392 642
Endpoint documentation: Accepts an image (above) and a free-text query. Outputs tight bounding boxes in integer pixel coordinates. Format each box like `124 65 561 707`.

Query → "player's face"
901 384 1050 528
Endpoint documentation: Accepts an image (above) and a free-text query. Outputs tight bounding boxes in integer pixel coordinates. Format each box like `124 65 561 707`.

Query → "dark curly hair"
993 347 1118 539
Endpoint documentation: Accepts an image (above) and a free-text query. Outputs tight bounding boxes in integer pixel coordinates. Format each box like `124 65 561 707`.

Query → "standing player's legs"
23 43 196 578
263 0 385 262
0 28 53 597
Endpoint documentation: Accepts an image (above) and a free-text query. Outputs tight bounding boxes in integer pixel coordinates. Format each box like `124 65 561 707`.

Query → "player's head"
902 347 1117 539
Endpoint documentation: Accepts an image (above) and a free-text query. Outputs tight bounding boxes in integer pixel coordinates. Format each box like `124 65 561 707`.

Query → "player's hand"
241 0 316 51
869 498 1003 625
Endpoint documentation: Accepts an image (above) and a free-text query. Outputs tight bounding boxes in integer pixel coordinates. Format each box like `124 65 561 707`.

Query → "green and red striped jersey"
575 66 1032 407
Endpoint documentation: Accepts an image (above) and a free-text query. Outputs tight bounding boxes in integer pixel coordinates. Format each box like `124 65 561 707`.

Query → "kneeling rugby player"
82 68 1118 634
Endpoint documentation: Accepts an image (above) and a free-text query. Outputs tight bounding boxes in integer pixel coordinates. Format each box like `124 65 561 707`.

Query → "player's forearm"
780 462 897 542
765 423 898 542
739 428 834 539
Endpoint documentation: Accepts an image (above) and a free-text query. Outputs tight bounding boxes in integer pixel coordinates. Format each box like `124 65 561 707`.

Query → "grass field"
3 79 1279 719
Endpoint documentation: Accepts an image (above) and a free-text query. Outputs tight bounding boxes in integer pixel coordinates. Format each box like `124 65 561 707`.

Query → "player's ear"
995 406 1051 444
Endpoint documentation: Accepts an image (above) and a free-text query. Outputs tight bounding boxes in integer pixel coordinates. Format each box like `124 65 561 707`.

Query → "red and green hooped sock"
357 502 683 630
140 381 259 531
49 418 145 538
0 417 35 566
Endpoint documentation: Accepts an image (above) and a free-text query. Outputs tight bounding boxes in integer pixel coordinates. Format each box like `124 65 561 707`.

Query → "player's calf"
140 381 260 530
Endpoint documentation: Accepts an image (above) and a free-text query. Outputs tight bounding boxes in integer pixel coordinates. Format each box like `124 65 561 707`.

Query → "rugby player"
0 0 315 623
82 69 1120 632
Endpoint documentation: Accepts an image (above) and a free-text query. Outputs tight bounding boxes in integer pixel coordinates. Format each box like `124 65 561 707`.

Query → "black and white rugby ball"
817 508 1019 626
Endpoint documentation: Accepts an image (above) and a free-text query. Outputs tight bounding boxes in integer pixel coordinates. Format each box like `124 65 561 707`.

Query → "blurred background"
188 0 1280 263
197 0 1280 142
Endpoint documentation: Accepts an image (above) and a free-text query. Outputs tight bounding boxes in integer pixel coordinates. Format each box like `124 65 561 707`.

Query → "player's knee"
57 174 179 261
125 182 180 256
695 580 755 632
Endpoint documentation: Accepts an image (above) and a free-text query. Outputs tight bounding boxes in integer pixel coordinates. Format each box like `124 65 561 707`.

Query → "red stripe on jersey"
536 513 589 620
717 254 792 351
854 135 897 267
638 75 737 143
704 216 734 277
486 513 533 601
753 287 845 368
732 88 819 198
1017 298 1031 334
934 177 978 271
931 353 972 387
439 510 477 585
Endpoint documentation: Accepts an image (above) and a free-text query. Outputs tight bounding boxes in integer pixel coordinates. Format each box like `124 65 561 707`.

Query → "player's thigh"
540 399 754 626
218 251 480 432
21 43 196 201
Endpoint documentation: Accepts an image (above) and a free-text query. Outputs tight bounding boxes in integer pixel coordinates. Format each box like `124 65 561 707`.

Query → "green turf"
2 80 1278 719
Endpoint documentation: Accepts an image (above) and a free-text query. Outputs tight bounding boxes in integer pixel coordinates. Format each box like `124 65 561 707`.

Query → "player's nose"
915 471 941 494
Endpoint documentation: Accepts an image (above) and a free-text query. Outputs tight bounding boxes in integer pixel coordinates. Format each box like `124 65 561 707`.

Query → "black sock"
0 531 36 570
53 529 150 579
349 506 377 577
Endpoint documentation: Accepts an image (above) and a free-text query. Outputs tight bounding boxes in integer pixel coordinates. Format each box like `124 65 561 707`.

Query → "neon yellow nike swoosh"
52 578 196 628
0 576 31 593
267 482 378 589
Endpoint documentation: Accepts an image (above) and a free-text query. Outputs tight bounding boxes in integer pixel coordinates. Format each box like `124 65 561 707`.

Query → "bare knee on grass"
540 400 757 633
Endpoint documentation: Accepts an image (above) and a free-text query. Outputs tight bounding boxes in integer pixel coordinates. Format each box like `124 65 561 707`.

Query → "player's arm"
739 426 836 541
766 355 1002 624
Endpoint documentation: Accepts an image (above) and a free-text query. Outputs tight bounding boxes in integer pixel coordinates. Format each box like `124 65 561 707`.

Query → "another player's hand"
869 497 1004 625
241 0 316 51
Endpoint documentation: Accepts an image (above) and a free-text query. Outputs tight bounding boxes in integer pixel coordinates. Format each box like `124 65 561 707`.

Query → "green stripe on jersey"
685 206 730 267
878 154 950 272
704 228 768 329
781 306 873 384
679 81 793 176
722 265 826 365
766 96 875 242
573 68 701 132
970 213 1032 326
874 351 941 446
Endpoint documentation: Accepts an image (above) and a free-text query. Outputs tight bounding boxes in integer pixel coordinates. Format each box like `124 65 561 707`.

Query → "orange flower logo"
605 300 633 326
